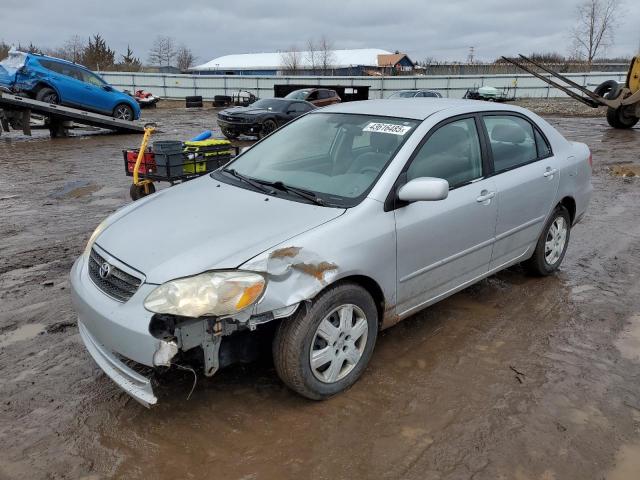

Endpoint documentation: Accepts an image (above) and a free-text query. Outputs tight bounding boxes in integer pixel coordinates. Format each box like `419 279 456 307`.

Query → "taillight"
588 153 593 169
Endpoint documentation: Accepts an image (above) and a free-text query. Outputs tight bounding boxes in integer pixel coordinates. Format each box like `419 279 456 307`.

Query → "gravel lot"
0 105 639 480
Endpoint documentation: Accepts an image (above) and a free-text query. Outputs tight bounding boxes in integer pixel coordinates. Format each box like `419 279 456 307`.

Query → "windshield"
285 90 310 100
218 112 419 207
251 99 286 111
389 91 417 98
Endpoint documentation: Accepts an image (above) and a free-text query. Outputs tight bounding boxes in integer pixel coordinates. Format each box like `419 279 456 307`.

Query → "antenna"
467 46 475 64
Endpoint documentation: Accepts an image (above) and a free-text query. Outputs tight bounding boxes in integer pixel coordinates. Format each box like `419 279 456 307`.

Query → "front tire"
606 107 639 129
259 119 277 139
220 127 238 139
273 283 378 400
113 103 134 121
525 206 571 276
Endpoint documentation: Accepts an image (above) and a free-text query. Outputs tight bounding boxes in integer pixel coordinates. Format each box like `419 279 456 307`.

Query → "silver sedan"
70 99 592 405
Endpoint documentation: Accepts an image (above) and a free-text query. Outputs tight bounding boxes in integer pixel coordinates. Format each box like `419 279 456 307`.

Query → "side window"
535 129 552 158
407 118 483 188
287 102 308 113
306 90 319 101
38 59 63 74
317 90 329 99
482 115 538 173
81 70 105 87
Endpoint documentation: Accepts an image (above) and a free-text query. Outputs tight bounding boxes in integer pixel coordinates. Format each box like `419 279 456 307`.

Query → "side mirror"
103 85 113 92
397 177 449 202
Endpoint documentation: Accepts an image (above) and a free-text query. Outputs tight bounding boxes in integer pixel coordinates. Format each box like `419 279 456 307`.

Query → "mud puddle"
0 323 44 348
610 164 640 177
1 112 640 479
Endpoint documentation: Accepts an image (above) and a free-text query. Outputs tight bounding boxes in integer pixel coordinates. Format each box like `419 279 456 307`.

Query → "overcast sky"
2 0 639 64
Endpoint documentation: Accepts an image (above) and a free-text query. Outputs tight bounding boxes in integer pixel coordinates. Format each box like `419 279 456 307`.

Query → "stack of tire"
185 96 203 108
213 95 232 107
594 80 639 129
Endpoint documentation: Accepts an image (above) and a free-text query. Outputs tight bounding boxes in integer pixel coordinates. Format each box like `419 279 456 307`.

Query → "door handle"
543 167 558 177
476 190 495 203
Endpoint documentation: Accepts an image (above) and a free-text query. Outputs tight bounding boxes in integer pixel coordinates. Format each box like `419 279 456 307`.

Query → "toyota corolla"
70 99 592 406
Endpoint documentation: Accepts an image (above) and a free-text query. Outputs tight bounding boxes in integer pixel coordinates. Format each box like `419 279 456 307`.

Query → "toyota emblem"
99 262 112 279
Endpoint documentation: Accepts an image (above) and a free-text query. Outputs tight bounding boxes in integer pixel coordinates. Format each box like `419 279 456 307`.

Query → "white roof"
192 48 392 71
318 98 529 120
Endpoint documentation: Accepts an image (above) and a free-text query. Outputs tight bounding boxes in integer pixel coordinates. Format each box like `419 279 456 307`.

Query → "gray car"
388 89 443 98
70 99 592 406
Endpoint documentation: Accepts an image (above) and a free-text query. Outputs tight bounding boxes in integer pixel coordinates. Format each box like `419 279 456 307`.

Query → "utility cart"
125 126 238 200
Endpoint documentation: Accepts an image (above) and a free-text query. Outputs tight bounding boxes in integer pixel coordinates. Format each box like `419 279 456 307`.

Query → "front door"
395 117 498 316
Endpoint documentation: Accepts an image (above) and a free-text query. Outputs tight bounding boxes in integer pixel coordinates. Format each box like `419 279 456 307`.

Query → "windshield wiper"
259 180 325 206
223 169 271 194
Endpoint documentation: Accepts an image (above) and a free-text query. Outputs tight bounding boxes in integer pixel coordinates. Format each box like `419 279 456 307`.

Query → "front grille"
88 247 143 302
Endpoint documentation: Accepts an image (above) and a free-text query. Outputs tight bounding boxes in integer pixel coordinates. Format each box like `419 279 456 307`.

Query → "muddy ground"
1 106 639 480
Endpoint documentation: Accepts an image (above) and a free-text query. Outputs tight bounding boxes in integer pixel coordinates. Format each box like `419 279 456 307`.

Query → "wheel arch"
318 275 386 326
559 196 576 224
33 82 61 100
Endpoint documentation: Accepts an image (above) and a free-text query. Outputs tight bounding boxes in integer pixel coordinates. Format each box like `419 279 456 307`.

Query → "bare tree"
148 36 176 66
280 45 301 74
0 41 10 59
318 35 335 75
571 0 622 64
305 38 318 75
175 44 196 71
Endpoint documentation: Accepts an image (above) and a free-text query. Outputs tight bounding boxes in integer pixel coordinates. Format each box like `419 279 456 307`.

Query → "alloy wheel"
114 105 133 120
545 216 567 266
310 304 368 383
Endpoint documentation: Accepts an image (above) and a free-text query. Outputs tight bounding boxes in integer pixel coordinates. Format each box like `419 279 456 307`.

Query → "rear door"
480 113 559 270
37 60 86 107
394 116 498 316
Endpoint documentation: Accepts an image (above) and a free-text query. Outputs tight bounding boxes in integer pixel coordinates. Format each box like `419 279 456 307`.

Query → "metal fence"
99 71 627 100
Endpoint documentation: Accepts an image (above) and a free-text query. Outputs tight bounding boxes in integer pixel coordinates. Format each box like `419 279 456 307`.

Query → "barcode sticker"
363 123 412 135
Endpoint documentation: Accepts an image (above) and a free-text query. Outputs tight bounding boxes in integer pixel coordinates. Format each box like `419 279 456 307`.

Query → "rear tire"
525 206 571 276
606 107 639 129
35 87 59 104
273 283 378 400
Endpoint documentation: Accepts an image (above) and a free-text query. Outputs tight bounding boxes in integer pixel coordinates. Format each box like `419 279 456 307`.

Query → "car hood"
94 176 345 284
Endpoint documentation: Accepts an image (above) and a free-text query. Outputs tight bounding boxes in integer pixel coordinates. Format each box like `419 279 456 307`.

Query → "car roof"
316 98 528 120
26 52 86 68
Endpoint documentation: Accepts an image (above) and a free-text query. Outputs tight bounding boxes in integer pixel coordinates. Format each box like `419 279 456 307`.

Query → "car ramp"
0 92 144 137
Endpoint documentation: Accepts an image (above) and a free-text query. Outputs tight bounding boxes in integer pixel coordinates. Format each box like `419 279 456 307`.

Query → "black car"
217 98 315 139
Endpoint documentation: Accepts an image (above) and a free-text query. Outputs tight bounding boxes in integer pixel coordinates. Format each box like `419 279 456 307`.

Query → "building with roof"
191 48 414 76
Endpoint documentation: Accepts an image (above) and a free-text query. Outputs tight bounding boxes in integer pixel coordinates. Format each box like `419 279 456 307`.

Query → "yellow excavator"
502 55 640 129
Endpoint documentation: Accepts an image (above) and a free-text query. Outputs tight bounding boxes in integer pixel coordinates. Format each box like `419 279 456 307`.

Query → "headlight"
83 219 109 257
144 271 266 318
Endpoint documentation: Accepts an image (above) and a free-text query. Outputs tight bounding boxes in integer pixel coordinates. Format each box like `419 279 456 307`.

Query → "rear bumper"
79 321 157 407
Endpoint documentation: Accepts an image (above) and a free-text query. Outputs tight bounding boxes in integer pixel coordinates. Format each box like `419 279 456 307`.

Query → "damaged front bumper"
78 321 157 407
70 254 167 407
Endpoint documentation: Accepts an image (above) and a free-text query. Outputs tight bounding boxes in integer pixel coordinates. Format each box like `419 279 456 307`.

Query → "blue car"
0 50 140 120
